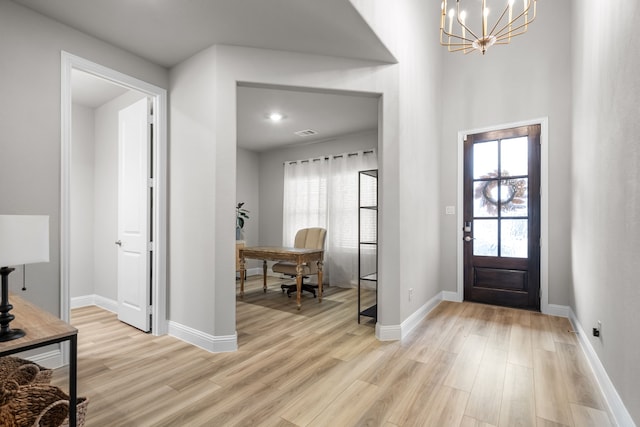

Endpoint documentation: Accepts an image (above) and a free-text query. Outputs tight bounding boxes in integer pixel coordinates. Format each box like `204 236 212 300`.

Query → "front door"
117 97 151 331
463 124 541 309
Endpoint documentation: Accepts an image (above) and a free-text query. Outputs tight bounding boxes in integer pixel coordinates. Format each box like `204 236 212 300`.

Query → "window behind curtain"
282 150 377 287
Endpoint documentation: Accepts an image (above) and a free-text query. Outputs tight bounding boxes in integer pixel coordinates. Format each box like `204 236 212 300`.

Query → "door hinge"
147 242 155 251
146 305 153 315
148 178 155 188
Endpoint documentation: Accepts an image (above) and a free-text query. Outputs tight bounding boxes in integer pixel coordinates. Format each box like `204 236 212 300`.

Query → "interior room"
0 0 638 426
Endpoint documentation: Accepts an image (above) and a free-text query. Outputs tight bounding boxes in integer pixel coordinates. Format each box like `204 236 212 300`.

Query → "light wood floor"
52 276 614 426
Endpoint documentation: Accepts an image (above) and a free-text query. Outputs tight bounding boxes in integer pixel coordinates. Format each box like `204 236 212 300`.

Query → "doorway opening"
61 53 168 362
234 82 382 339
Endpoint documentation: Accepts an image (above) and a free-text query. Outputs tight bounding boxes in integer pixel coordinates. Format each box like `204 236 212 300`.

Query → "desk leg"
295 262 303 310
69 334 77 427
239 257 246 298
317 260 324 303
263 260 268 293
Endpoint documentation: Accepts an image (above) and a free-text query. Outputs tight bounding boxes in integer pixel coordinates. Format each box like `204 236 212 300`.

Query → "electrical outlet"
408 288 413 301
593 320 602 337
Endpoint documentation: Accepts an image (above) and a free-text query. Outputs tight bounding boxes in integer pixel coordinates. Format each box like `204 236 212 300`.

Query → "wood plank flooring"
52 277 614 426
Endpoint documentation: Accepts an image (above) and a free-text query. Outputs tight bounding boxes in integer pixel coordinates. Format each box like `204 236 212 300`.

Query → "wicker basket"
0 357 52 385
0 380 89 427
1 382 69 427
60 396 89 427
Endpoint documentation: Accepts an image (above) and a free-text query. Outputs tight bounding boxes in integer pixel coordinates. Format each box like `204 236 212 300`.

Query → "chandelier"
440 0 537 54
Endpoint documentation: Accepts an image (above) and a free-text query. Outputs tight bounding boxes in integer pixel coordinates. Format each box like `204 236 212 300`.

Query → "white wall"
169 0 444 345
236 147 260 270
170 0 445 345
70 104 95 298
169 46 219 334
0 1 168 315
258 130 378 247
352 0 445 321
93 91 148 301
438 2 573 307
572 0 640 424
236 147 259 244
170 44 400 344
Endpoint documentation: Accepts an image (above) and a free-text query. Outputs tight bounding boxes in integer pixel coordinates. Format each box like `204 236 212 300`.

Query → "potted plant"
236 202 250 240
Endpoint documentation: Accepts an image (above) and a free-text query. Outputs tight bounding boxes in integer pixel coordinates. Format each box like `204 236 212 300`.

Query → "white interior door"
117 97 151 331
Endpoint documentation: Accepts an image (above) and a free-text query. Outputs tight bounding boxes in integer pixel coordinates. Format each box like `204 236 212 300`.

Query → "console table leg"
69 334 77 427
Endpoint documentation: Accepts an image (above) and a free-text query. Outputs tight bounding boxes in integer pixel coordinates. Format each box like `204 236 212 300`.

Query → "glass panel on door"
471 137 530 259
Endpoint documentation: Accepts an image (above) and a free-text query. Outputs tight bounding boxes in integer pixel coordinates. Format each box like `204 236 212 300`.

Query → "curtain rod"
285 150 375 165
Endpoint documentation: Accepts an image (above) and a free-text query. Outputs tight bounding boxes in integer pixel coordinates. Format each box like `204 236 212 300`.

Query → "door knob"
115 240 122 246
464 236 476 242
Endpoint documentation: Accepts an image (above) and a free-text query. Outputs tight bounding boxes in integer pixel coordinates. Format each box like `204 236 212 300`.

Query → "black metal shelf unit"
358 169 378 323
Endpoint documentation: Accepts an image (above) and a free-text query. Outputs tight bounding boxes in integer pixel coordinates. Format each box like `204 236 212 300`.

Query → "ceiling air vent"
294 129 318 137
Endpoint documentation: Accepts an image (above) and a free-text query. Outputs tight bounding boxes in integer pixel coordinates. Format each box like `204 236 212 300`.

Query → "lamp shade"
0 215 50 267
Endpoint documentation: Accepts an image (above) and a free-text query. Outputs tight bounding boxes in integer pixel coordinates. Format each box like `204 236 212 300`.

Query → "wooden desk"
239 246 324 310
0 294 78 426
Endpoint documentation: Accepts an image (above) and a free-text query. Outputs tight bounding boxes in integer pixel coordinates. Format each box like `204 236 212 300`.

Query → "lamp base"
0 266 25 342
0 328 25 342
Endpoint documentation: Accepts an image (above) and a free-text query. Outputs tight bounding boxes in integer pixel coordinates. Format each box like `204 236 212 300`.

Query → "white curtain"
282 150 377 287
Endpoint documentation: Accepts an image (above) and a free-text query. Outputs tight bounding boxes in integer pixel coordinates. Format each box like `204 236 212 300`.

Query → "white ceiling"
237 85 378 152
41 0 385 151
12 0 395 68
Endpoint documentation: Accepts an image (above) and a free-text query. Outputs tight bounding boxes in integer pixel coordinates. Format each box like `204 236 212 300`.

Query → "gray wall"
257 130 378 247
572 0 640 423
70 104 95 298
0 1 169 314
236 147 260 270
169 1 443 340
438 1 573 306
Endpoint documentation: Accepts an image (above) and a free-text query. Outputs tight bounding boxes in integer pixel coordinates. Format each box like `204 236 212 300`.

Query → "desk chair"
273 227 326 297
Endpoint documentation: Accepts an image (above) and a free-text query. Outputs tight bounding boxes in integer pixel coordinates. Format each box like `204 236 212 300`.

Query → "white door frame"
60 52 168 349
455 117 557 315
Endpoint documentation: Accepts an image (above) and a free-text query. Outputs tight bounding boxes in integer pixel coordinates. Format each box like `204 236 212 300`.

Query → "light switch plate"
445 206 455 215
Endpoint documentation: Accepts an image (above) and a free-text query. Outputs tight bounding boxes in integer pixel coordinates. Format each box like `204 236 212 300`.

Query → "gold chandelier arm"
488 1 512 37
493 0 537 39
493 12 537 42
440 29 477 46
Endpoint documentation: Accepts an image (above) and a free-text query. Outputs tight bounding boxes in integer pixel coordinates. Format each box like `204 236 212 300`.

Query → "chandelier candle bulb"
482 1 488 36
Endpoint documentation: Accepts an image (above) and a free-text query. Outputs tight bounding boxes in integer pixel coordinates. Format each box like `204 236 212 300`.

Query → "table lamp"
0 215 49 342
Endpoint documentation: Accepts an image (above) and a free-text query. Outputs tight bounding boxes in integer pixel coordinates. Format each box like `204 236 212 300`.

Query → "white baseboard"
375 323 401 341
376 291 447 341
168 321 237 353
21 350 63 370
544 303 569 318
70 294 117 313
569 308 636 427
442 290 462 302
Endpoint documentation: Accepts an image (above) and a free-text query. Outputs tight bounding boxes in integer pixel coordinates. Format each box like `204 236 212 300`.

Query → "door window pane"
473 219 498 256
473 140 498 179
500 178 528 217
474 181 499 217
501 137 528 177
501 219 528 258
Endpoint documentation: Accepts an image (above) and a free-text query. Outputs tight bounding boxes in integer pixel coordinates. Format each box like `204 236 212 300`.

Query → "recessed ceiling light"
267 112 285 122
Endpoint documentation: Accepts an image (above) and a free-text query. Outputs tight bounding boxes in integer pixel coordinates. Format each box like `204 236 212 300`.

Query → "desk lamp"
0 215 49 341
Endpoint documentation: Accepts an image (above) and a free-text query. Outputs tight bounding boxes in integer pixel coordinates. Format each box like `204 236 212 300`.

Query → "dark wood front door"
463 124 541 310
